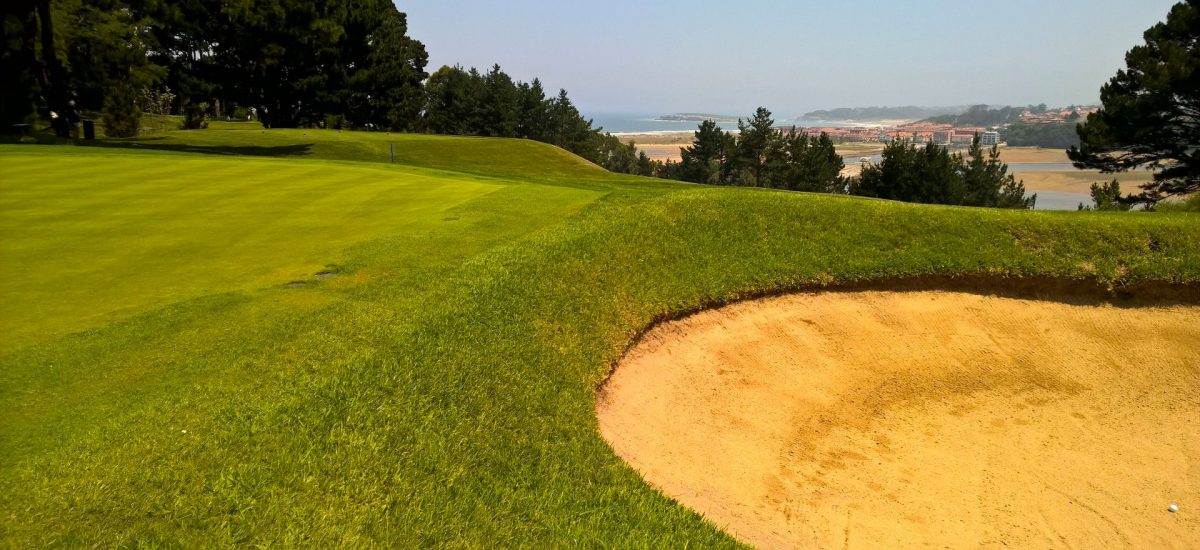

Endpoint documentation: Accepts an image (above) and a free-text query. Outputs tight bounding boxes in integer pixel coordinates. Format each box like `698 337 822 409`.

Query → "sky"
399 0 1179 117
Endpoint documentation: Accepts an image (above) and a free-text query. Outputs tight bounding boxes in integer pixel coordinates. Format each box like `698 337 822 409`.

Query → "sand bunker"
597 290 1199 548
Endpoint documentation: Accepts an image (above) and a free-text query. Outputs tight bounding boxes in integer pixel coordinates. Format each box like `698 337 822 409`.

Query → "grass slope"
1 129 1198 546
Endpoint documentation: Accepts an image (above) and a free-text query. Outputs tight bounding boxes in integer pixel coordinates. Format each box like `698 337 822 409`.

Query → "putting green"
0 153 505 351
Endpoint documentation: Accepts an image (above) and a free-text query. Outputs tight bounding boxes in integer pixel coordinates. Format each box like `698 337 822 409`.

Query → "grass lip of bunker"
597 280 1200 549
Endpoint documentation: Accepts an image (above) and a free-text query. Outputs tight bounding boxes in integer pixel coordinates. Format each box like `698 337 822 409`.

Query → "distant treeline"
1002 123 1079 148
801 105 964 121
921 104 1029 126
660 108 1032 209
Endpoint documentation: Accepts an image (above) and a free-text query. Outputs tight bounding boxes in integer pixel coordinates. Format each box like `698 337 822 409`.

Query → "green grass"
2 128 1198 546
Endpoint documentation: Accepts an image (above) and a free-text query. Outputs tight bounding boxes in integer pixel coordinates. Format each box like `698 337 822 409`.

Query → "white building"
981 131 1001 146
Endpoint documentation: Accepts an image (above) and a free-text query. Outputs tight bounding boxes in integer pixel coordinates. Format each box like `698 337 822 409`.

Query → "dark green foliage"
923 104 1024 126
679 120 734 184
345 9 428 131
421 65 609 164
961 136 1035 208
517 79 550 142
677 110 845 192
1079 180 1132 211
777 131 846 193
100 82 140 137
57 0 162 113
181 101 209 130
478 65 520 137
1156 193 1200 212
423 65 479 135
1068 0 1200 203
1002 122 1080 148
596 134 644 175
852 135 1034 209
735 107 777 185
7 0 431 131
547 88 601 158
1 1 43 127
2 0 160 131
133 0 427 129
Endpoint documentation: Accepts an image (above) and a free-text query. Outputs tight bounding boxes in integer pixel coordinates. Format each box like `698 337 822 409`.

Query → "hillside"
799 105 965 121
1 130 1198 546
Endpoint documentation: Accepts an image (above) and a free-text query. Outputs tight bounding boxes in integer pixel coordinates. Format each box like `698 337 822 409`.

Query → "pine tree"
734 107 778 186
679 120 732 184
517 79 549 141
1068 0 1200 203
101 82 141 137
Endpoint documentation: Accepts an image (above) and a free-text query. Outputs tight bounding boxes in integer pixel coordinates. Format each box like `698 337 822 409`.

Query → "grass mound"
79 125 608 180
1 130 1198 546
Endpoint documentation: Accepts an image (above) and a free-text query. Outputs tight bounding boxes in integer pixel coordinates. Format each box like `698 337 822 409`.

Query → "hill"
799 105 966 122
1 129 1198 546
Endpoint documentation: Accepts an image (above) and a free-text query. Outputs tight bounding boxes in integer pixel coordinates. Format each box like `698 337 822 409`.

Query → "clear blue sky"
400 0 1178 116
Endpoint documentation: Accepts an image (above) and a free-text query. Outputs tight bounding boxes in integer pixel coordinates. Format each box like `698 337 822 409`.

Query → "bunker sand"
597 291 1199 548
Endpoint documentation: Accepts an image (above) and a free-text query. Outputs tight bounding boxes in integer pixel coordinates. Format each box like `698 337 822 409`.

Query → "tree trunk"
35 0 69 136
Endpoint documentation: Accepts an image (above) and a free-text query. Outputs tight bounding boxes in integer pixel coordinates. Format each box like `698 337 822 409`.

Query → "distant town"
793 105 1099 146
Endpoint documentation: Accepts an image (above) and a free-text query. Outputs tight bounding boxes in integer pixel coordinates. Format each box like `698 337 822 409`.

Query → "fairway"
2 130 1199 547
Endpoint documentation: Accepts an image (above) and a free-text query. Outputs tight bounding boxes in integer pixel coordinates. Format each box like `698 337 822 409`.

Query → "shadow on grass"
81 138 314 158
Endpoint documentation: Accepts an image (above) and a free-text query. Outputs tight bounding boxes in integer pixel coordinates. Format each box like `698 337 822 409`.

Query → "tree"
792 132 845 193
735 107 777 185
423 65 478 135
516 78 549 141
1 0 162 135
851 137 1033 209
962 134 1035 208
1078 179 1131 211
101 81 140 137
1002 122 1079 148
679 120 733 184
853 140 959 204
346 7 428 131
1068 0 1200 204
546 88 600 159
595 134 638 174
1 0 46 127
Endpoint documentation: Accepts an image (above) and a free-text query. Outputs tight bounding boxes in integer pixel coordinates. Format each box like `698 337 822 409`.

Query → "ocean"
585 113 741 134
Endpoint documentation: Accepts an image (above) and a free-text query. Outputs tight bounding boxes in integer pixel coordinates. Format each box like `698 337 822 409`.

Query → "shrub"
324 114 346 130
102 84 142 138
1157 193 1200 213
139 87 176 115
181 101 209 130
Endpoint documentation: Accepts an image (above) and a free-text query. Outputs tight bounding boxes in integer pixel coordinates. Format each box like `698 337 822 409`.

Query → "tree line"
852 137 1034 208
673 108 845 192
3 0 429 132
2 0 627 165
660 107 1034 209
